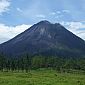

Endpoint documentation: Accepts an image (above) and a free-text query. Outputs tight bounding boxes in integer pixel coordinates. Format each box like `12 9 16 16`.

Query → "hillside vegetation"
0 54 85 72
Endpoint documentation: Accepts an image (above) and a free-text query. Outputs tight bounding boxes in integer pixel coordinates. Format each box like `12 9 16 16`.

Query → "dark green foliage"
0 54 85 72
0 54 6 71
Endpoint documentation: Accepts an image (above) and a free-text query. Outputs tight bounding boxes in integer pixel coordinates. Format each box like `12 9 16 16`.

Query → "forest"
0 54 85 73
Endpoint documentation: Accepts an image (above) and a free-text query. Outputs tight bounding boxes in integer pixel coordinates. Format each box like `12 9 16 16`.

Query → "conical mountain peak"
0 21 85 57
38 20 51 24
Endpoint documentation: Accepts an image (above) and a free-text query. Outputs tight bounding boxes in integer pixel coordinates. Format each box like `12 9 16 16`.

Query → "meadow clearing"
0 69 85 85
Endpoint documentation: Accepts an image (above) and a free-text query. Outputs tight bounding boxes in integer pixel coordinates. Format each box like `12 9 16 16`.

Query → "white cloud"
56 10 70 14
17 8 23 13
49 10 70 19
49 12 56 15
36 14 46 18
0 24 31 43
61 21 85 40
0 0 10 15
56 11 61 14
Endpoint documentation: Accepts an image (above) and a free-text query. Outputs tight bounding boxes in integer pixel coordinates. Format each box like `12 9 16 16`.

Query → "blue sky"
0 0 85 43
0 0 85 25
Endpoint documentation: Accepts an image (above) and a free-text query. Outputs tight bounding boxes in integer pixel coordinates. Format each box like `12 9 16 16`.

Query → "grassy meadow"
0 69 85 85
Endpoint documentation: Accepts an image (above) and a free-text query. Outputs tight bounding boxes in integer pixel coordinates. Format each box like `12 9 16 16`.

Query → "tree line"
0 54 85 72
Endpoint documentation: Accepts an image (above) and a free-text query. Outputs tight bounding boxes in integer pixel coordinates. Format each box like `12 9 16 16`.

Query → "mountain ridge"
0 20 85 57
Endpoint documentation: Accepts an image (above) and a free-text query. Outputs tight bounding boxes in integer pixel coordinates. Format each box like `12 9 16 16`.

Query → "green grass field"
0 69 85 85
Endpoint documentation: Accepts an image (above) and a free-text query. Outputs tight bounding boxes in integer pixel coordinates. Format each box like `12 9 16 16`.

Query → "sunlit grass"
0 69 85 85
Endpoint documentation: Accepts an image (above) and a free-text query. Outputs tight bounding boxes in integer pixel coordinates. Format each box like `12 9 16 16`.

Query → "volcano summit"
0 20 85 57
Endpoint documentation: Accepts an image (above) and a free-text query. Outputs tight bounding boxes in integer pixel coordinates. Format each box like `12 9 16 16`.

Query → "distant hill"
0 20 85 57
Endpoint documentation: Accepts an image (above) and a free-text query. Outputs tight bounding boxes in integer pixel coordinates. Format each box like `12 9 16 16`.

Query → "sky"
0 0 85 43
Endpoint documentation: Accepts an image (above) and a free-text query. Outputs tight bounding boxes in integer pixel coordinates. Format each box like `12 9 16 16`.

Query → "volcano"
0 20 85 57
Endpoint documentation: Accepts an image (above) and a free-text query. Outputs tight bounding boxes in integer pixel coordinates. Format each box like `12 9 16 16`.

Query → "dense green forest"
0 54 85 73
